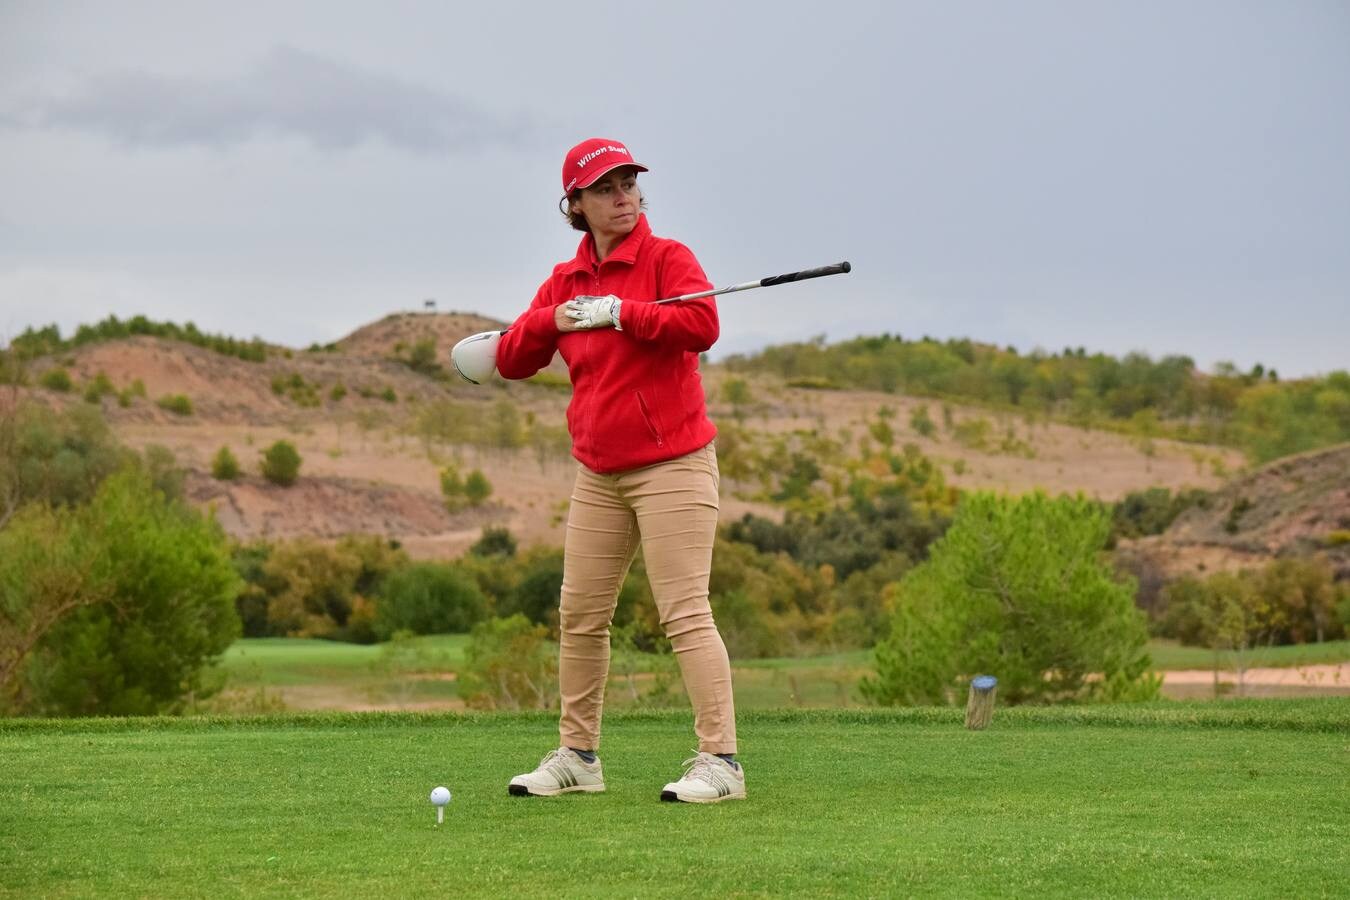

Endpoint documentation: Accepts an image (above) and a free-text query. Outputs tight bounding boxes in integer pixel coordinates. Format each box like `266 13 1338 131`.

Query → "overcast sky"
1 1 1346 376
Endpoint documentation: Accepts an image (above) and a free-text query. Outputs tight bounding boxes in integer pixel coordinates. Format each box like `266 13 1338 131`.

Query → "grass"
1145 638 1350 670
211 637 1350 714
2 703 1347 898
221 636 470 687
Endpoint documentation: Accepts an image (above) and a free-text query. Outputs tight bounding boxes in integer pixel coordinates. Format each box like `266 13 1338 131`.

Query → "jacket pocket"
635 391 664 447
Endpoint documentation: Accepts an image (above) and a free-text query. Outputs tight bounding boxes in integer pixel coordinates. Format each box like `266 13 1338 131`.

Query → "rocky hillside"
1125 443 1350 581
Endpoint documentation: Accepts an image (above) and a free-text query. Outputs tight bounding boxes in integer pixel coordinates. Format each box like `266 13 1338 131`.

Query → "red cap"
562 138 648 193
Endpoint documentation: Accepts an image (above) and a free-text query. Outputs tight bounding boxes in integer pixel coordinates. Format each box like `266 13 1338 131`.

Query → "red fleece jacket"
496 215 719 473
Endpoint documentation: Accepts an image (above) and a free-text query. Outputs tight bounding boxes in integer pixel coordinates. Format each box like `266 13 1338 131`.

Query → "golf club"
652 261 851 305
451 261 852 384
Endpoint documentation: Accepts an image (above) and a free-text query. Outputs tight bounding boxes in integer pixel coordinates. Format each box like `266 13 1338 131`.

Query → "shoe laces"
539 748 573 776
679 752 717 784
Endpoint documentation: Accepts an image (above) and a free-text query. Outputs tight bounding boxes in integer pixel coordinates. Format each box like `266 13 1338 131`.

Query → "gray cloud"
3 45 533 152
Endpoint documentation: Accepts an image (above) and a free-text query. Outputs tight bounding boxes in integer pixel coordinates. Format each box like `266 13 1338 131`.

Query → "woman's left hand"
564 295 623 330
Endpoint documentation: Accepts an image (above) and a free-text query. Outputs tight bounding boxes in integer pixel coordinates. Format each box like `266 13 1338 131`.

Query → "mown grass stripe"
1 699 1346 736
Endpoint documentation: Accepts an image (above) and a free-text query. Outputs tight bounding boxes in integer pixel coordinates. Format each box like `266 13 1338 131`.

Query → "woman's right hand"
555 304 585 332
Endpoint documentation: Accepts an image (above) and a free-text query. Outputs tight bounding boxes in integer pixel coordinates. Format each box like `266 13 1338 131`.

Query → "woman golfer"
495 137 744 803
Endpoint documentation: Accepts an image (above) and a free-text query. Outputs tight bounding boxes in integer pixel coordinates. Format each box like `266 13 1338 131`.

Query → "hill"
335 310 508 360
1125 443 1350 581
9 312 1251 556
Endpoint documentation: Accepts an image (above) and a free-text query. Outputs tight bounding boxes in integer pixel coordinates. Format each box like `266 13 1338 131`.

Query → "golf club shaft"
653 261 851 305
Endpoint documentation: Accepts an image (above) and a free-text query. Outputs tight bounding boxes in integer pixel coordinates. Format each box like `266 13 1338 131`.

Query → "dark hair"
558 182 648 233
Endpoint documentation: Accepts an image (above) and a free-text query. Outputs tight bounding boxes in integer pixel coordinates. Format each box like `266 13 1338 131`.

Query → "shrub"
211 446 240 481
440 465 465 511
38 368 73 392
156 394 194 416
862 492 1158 706
257 535 407 641
497 548 564 630
909 404 936 437
464 470 493 506
82 372 115 404
380 387 397 403
721 378 753 408
470 526 517 558
457 615 557 710
6 468 241 715
329 383 347 402
260 440 302 486
1112 487 1209 541
952 417 992 450
374 563 488 638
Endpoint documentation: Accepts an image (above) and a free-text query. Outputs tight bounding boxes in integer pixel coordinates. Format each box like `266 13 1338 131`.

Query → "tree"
862 492 1158 706
1169 571 1275 697
260 440 302 486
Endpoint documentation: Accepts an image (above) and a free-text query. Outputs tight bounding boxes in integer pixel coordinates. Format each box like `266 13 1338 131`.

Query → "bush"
457 615 557 710
1156 557 1344 647
156 394 194 416
256 536 406 641
260 440 302 486
38 368 73 392
6 468 241 715
862 492 1158 706
82 372 115 404
497 548 565 630
1112 487 1209 541
374 563 488 638
909 404 936 437
211 446 240 481
470 527 517 558
464 470 493 506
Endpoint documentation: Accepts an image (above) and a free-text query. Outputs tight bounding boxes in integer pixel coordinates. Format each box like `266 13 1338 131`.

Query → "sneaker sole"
508 783 605 797
660 789 746 804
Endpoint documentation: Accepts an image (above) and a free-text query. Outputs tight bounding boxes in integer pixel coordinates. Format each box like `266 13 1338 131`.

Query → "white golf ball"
429 786 451 806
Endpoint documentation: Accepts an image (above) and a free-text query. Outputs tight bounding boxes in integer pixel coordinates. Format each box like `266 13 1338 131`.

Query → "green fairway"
210 636 1350 713
3 703 1347 898
1144 638 1350 670
221 635 471 686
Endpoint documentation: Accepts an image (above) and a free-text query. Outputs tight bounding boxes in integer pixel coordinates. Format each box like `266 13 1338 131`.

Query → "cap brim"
574 160 649 190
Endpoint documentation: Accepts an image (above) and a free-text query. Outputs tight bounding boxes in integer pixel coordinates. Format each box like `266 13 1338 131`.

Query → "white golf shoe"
508 748 605 797
660 752 746 803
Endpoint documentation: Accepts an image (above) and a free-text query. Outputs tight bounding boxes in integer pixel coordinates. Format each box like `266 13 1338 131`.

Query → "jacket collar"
559 214 652 276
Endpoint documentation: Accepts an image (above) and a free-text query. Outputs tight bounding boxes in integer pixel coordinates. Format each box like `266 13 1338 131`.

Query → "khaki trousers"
558 441 737 754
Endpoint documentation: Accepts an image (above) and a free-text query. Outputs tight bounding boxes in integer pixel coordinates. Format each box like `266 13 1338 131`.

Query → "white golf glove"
565 294 623 330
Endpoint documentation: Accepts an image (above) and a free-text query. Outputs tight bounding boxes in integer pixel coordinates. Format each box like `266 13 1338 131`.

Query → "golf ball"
430 786 451 806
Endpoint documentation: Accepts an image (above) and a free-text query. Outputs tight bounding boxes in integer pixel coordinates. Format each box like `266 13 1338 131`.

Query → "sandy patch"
1162 663 1349 688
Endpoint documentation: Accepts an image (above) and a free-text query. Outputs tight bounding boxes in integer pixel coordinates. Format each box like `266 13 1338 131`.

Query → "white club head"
450 331 502 385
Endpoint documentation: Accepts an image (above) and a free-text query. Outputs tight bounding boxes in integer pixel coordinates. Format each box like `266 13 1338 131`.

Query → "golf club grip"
758 261 851 288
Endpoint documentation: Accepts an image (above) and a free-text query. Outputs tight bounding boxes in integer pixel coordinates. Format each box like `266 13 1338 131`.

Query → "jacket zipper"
635 391 664 446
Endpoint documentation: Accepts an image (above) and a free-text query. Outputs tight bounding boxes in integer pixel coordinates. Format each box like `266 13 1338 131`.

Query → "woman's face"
571 167 641 243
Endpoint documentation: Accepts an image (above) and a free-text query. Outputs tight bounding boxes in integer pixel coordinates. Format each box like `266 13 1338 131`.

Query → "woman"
495 137 744 804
